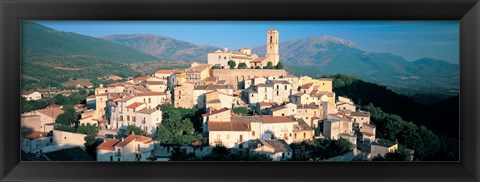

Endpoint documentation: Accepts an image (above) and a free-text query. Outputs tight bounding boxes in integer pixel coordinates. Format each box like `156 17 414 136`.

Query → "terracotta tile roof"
136 135 153 143
301 83 314 89
260 115 295 124
310 90 318 95
257 102 278 107
155 70 174 74
47 103 62 108
97 93 109 96
126 102 144 109
115 135 138 147
362 132 375 137
208 122 251 131
136 108 158 115
202 77 218 82
251 57 265 63
209 108 230 115
135 92 166 97
110 96 122 101
97 138 120 151
36 107 64 119
21 130 48 139
146 81 166 85
207 99 221 104
118 96 135 102
108 82 126 87
134 76 150 81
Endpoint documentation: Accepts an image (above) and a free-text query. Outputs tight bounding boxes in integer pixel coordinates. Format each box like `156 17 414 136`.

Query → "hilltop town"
20 29 413 161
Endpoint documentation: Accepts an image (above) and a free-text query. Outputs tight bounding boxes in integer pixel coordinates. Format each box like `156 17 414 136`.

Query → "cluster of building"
21 29 407 162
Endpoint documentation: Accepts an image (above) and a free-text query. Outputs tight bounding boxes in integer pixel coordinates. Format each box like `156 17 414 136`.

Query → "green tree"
237 63 248 69
55 105 78 126
275 61 285 69
155 125 172 143
124 125 146 136
76 123 99 146
155 103 200 145
232 107 249 116
169 147 190 161
79 88 87 95
211 64 223 69
227 60 236 69
263 61 274 69
254 66 262 69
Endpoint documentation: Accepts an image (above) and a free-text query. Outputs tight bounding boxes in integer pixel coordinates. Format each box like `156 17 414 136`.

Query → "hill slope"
330 74 459 138
22 22 158 63
102 34 219 61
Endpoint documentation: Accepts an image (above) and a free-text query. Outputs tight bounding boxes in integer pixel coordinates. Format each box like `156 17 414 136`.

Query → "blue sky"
35 21 459 64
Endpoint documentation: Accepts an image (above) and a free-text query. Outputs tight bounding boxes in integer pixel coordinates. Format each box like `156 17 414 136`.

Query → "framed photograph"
1 0 479 182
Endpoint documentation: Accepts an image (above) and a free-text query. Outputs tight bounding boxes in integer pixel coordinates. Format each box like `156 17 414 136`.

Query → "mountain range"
102 34 219 61
22 22 459 96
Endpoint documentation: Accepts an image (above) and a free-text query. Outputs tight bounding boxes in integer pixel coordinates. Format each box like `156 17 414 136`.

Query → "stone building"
207 29 280 68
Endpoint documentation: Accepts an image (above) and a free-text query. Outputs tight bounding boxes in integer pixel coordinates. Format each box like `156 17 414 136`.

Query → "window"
127 116 130 121
276 91 279 96
218 55 221 59
276 85 279 90
224 56 227 60
110 156 113 161
304 132 306 138
285 85 287 90
148 98 151 103
252 131 255 136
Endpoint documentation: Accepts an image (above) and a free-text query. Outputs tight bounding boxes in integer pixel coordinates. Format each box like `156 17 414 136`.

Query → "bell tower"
265 29 279 66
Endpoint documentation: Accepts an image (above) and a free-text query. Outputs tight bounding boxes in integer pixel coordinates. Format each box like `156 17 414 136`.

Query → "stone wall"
212 69 287 89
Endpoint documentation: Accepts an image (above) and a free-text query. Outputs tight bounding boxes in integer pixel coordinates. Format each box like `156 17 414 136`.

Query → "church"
207 29 280 69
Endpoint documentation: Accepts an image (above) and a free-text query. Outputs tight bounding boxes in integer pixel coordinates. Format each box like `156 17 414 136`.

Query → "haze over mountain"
21 22 158 63
102 34 219 61
252 35 459 96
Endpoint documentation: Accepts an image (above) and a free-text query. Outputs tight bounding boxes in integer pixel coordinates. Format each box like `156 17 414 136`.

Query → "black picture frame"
1 0 479 181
